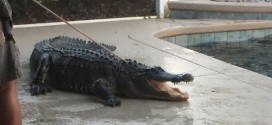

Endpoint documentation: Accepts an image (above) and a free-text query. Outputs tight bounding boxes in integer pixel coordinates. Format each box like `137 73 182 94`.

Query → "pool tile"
176 35 188 47
201 33 213 43
240 30 253 42
214 32 227 44
253 29 266 38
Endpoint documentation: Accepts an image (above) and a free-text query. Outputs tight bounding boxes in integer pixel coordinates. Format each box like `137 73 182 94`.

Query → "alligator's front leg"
91 78 121 107
30 53 52 96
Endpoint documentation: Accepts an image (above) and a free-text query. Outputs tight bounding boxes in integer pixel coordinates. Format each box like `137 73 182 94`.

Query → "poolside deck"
14 18 272 125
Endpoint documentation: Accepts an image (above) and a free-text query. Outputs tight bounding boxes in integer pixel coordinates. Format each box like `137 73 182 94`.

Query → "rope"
31 0 124 61
31 0 272 92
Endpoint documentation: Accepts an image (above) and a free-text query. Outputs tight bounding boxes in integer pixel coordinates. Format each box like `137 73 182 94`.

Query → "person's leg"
0 80 22 125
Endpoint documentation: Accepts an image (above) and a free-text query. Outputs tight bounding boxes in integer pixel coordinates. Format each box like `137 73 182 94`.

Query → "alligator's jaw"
149 80 189 101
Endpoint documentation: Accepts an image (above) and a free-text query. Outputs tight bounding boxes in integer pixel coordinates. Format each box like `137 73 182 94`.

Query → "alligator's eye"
150 68 158 73
154 66 164 71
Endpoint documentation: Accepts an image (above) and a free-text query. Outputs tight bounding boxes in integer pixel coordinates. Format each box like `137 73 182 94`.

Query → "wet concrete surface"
13 19 272 125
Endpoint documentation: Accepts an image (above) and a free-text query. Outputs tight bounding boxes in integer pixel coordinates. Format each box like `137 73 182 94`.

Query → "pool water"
212 0 272 2
188 39 272 78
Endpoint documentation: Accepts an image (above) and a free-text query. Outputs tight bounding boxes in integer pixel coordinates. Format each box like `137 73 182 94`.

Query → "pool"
212 0 272 2
187 38 272 78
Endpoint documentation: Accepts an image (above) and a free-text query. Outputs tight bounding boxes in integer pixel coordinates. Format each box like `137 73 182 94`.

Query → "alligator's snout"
172 73 194 83
129 67 194 101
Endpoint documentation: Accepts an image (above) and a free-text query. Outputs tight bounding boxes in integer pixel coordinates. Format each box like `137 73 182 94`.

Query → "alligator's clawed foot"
182 73 194 83
30 82 52 96
104 96 121 107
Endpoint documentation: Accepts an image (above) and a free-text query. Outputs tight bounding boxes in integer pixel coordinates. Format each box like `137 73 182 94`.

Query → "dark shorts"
0 20 21 84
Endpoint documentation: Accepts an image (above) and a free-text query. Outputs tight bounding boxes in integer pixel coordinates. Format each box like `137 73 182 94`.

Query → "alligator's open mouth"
149 80 189 101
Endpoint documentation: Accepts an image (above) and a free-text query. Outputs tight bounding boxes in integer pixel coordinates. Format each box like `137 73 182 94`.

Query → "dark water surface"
188 40 272 78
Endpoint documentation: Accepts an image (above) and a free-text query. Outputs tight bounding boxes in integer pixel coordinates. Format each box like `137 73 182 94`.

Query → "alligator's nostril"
185 74 194 81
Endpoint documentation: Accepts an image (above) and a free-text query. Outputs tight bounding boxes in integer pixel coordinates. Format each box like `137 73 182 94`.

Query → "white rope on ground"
127 34 272 92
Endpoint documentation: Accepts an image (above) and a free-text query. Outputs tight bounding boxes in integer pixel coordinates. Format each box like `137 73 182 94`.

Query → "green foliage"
8 0 29 18
37 0 58 3
7 0 155 24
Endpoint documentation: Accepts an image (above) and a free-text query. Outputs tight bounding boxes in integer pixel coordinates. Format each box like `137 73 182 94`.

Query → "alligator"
30 36 194 107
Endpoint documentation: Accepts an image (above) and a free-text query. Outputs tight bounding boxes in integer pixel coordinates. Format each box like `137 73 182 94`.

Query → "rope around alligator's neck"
31 0 124 61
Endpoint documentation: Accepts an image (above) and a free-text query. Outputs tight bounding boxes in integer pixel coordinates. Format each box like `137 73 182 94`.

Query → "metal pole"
156 0 165 18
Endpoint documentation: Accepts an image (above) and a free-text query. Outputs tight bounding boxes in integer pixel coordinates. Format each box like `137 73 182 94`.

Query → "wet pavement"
13 18 272 125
